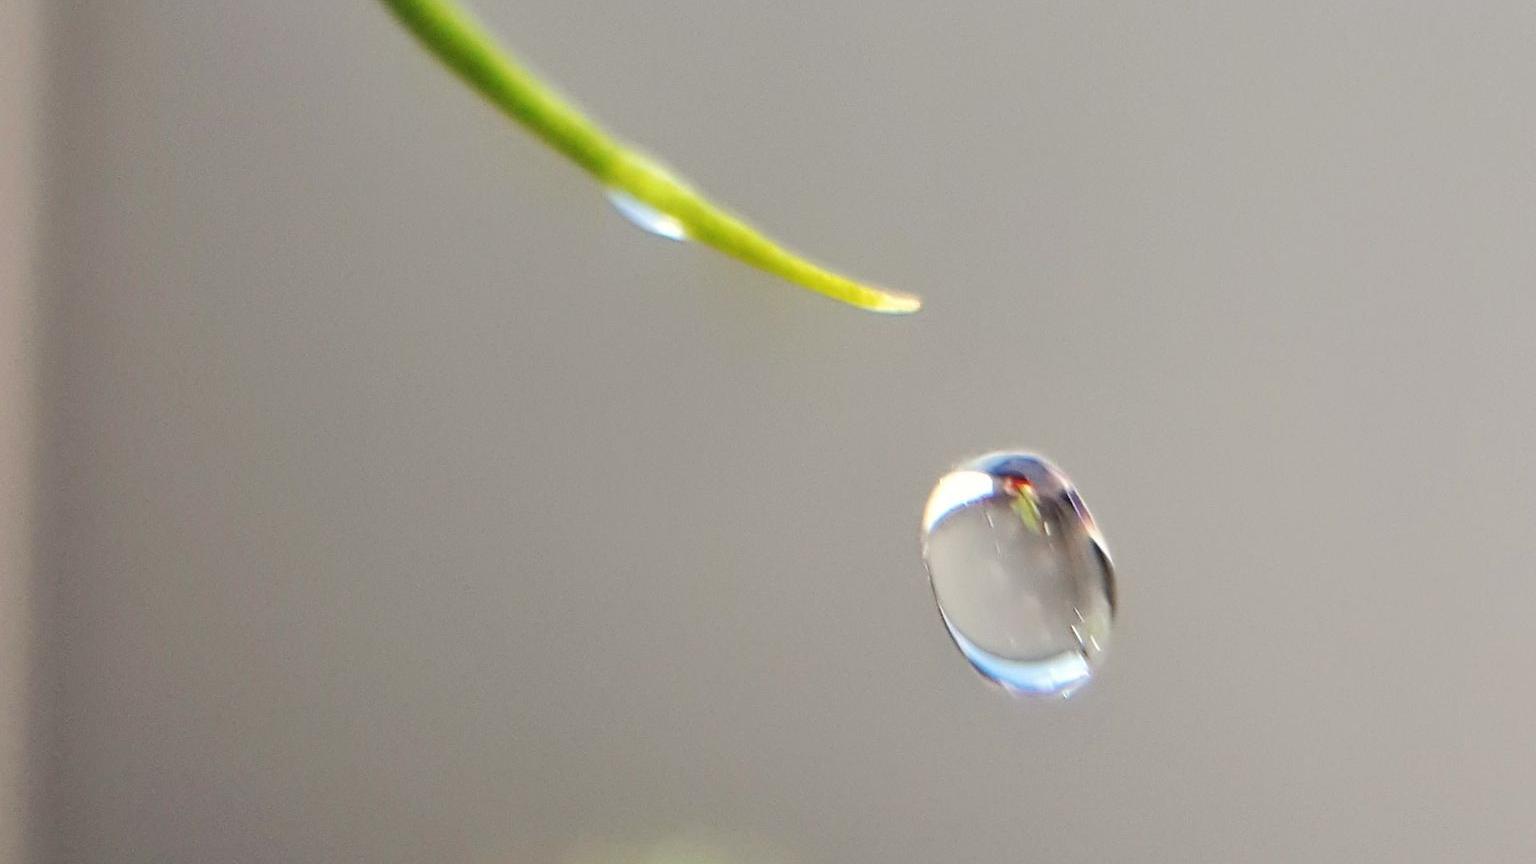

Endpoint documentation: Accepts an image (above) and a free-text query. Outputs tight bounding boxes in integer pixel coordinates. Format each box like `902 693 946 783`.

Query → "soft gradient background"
18 1 1536 862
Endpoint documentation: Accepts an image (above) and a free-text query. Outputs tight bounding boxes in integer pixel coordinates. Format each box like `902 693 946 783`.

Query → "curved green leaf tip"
378 0 921 315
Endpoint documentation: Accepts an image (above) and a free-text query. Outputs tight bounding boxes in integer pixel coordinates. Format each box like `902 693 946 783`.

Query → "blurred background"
5 1 1536 861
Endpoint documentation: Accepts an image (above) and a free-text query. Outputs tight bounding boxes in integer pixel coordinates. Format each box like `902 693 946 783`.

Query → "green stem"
378 0 921 314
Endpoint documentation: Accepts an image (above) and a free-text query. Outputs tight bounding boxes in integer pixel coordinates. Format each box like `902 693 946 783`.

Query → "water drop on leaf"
606 188 688 241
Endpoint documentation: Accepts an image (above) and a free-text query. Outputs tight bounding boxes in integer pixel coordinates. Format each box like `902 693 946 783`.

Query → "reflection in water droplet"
920 453 1115 698
605 188 688 241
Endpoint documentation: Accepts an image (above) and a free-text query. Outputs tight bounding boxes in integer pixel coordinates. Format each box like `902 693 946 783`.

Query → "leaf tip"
868 289 923 315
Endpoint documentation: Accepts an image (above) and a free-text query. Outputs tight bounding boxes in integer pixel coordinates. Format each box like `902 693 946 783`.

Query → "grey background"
3 0 42 860
26 1 1536 862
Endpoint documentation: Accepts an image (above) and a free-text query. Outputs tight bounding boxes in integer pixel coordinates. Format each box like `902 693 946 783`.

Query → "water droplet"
605 189 688 241
920 453 1115 698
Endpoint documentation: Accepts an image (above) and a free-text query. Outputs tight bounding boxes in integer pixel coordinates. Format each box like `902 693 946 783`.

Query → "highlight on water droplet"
920 452 1116 698
605 188 689 241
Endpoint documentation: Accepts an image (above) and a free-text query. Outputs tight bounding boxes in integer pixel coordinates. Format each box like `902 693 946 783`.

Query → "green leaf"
379 0 921 314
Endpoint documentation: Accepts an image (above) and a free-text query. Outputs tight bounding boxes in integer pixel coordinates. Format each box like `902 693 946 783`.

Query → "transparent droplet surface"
920 453 1116 698
605 189 688 241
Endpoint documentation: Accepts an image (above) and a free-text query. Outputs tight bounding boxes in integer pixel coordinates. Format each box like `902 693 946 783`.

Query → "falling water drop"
920 453 1116 698
605 188 689 241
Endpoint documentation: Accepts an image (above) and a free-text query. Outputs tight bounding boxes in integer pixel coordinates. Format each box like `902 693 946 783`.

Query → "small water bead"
920 453 1116 698
605 188 689 241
